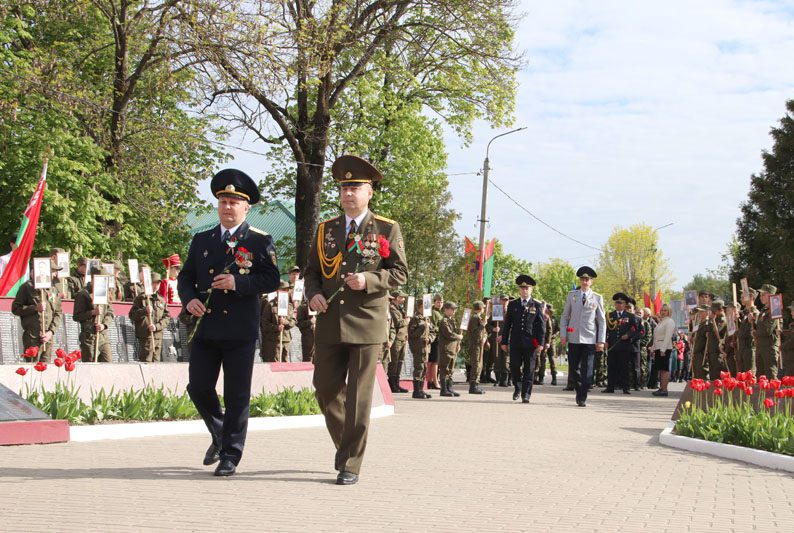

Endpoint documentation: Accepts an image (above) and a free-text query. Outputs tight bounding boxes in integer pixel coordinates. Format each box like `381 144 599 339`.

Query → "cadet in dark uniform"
129 272 169 362
625 298 645 390
705 300 728 380
603 293 642 394
690 305 710 379
12 258 63 362
304 155 408 485
73 264 115 362
178 169 280 477
259 280 297 362
736 288 758 373
491 295 511 387
535 304 558 385
500 275 546 403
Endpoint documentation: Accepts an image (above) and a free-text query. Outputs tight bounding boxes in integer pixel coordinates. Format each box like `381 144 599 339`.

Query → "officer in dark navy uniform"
499 274 546 403
603 292 642 394
178 168 281 476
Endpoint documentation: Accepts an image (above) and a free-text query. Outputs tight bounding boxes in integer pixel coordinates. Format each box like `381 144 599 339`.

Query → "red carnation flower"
54 358 64 368
237 246 249 254
764 398 775 409
15 367 27 376
377 235 391 259
34 361 47 372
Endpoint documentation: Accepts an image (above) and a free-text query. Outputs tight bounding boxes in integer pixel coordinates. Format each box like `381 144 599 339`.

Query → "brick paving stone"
1 382 793 532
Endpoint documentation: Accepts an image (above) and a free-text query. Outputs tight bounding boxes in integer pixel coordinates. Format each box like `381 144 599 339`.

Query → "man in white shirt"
0 233 18 279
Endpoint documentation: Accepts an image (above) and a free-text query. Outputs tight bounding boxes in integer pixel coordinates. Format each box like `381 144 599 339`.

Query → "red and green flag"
479 238 495 297
0 159 48 296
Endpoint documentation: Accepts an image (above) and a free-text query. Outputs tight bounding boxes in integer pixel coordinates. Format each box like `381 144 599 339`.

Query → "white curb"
69 404 395 442
659 421 794 473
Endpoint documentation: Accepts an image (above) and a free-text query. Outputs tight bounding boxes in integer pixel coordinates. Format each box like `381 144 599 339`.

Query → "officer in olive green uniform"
690 305 710 379
296 301 316 362
408 308 432 399
12 259 63 362
705 300 728 380
73 265 115 362
387 290 410 393
467 301 487 394
536 304 558 385
129 273 170 362
438 301 463 397
427 294 444 389
736 288 758 373
304 155 408 486
259 280 296 362
756 284 781 379
66 257 88 298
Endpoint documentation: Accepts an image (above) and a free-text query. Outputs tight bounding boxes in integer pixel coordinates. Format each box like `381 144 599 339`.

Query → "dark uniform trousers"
568 342 595 404
510 346 538 396
187 338 256 465
607 345 632 390
137 335 164 362
312 342 380 475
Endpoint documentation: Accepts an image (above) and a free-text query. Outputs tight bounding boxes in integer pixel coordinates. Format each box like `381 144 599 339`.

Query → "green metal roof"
186 200 296 273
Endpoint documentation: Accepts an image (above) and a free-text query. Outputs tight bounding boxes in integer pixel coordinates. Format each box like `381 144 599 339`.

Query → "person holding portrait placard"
387 290 410 393
756 284 781 379
66 257 88 297
125 263 147 301
259 280 296 362
781 302 794 377
129 272 169 362
73 265 115 362
408 305 432 399
466 300 488 395
296 301 316 362
12 257 63 362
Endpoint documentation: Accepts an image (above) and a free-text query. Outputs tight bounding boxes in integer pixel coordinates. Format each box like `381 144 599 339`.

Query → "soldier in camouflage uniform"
259 280 297 362
736 288 758 373
467 301 487 394
535 304 558 385
408 308 432 399
12 259 63 362
387 290 410 393
73 264 115 362
438 301 463 397
129 272 170 362
66 256 88 299
756 284 781 379
705 300 728 380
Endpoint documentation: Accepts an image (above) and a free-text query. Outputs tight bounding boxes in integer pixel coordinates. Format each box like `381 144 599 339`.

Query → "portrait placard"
422 293 432 318
56 252 70 274
725 306 737 336
92 275 110 305
32 258 52 290
740 277 750 298
732 283 738 307
267 291 277 302
684 290 697 309
102 262 115 276
492 303 505 322
141 267 153 296
485 300 492 320
292 278 305 302
128 259 140 283
277 290 290 317
406 296 415 317
460 308 471 330
770 294 783 320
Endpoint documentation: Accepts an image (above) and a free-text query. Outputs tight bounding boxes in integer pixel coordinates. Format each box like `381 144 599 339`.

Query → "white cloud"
445 0 794 288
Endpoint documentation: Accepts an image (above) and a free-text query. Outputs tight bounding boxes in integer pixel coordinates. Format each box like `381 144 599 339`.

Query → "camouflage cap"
472 301 484 310
759 284 777 295
443 301 458 310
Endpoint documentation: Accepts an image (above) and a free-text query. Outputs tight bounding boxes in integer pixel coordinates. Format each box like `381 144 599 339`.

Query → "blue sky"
210 0 794 289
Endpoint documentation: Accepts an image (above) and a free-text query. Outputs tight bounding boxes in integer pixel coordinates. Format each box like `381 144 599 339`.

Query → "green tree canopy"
732 99 794 297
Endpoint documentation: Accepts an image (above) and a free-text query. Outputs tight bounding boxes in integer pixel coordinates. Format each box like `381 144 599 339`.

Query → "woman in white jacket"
652 304 677 397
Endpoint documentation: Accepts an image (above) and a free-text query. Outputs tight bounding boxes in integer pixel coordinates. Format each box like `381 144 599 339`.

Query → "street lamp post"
477 127 527 294
650 222 674 302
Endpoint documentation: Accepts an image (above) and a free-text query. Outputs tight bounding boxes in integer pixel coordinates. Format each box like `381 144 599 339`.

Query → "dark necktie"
522 299 527 308
349 219 357 237
222 229 231 243
582 293 586 305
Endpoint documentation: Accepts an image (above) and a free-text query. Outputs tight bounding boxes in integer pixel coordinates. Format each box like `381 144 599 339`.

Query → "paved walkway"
1 381 792 532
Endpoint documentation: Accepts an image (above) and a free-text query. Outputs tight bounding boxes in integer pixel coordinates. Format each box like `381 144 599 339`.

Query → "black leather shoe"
577 400 587 407
601 388 615 393
521 393 530 404
203 444 220 466
512 390 520 401
214 459 236 476
623 389 631 395
336 471 358 485
563 386 574 391
468 383 486 395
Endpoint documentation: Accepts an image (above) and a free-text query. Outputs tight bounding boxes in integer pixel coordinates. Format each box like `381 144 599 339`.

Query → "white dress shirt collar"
345 210 369 232
220 223 242 241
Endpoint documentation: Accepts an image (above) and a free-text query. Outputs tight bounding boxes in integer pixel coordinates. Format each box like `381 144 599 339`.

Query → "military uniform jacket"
260 296 296 342
467 313 487 352
705 314 727 356
12 282 63 336
66 270 86 299
606 310 643 349
560 289 606 345
438 315 463 356
389 302 408 343
73 284 115 332
502 298 546 350
177 222 281 341
124 281 143 302
128 293 170 338
692 318 708 353
543 315 558 348
737 307 758 351
304 211 409 345
408 315 431 355
756 307 781 351
296 302 315 333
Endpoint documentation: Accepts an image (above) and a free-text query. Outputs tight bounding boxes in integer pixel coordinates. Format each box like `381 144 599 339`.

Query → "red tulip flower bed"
675 372 794 456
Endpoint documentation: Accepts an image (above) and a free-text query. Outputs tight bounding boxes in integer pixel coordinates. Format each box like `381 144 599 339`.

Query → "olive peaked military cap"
612 292 629 303
332 155 383 186
211 169 260 205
